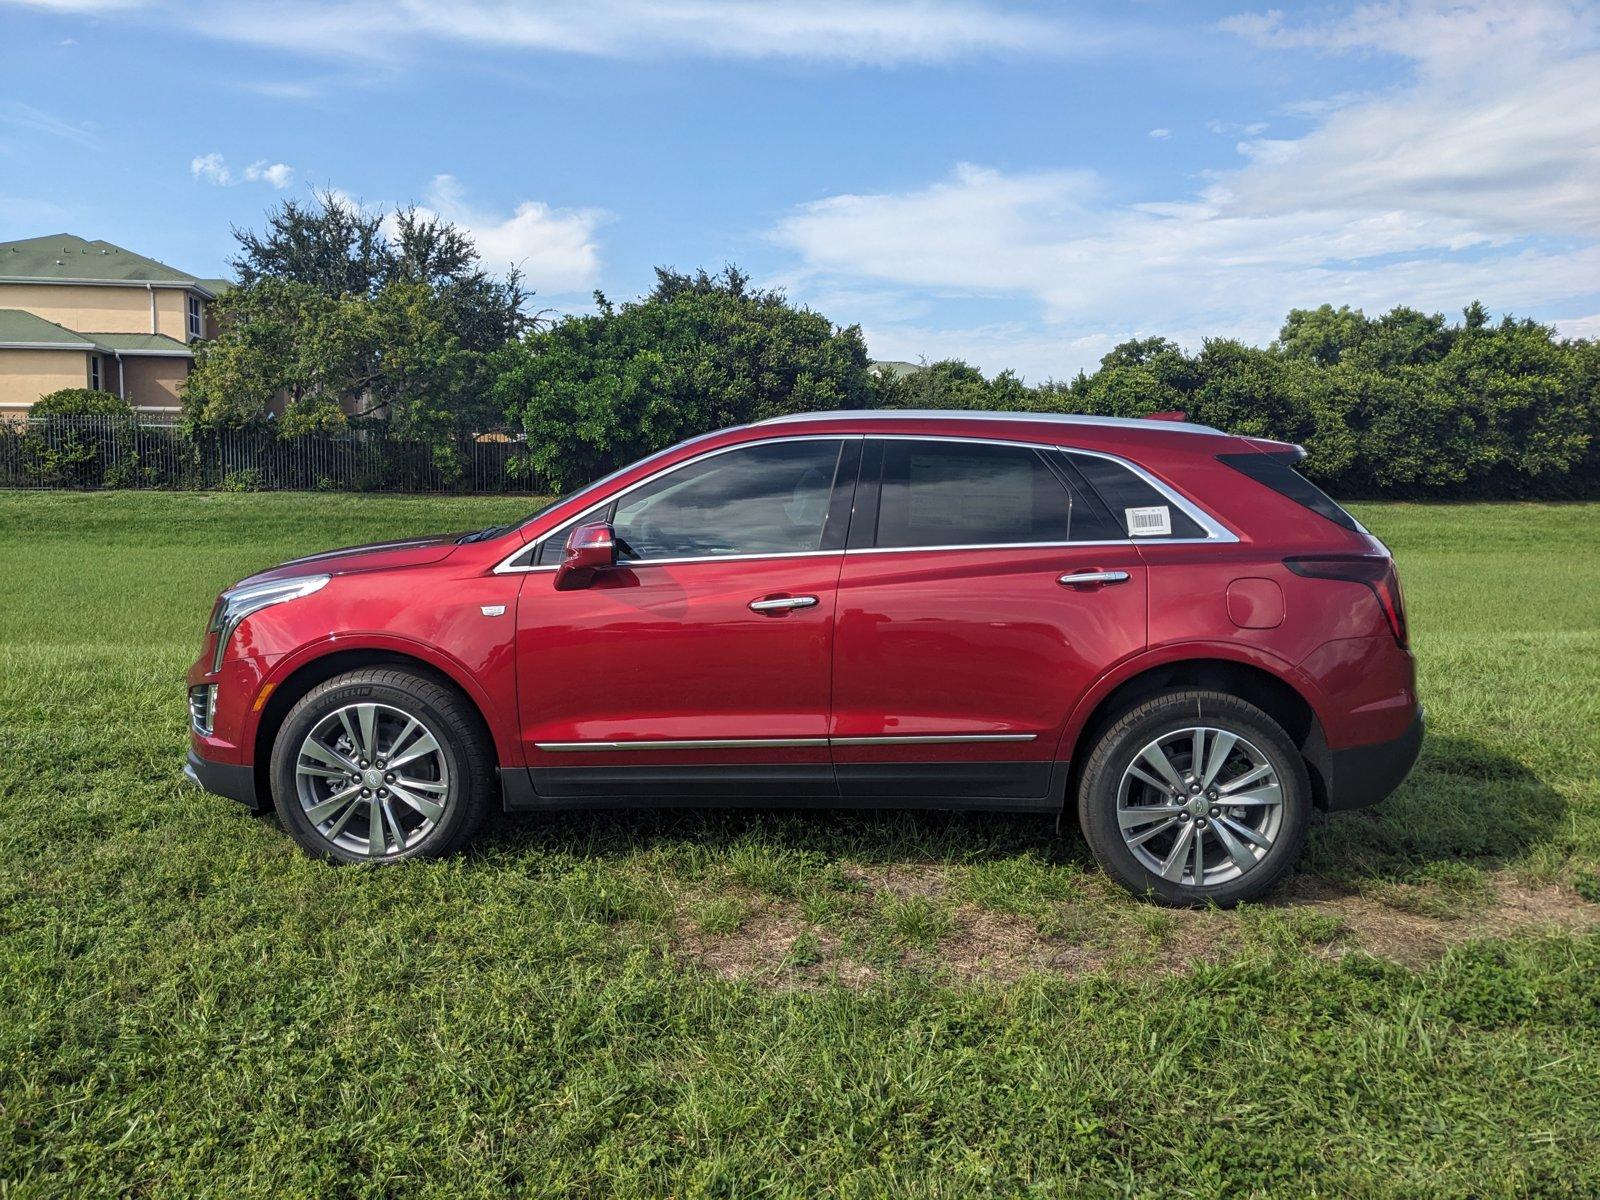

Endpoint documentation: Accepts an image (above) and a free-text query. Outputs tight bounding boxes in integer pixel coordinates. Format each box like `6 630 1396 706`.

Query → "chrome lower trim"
536 737 831 752
534 733 1037 752
829 733 1037 745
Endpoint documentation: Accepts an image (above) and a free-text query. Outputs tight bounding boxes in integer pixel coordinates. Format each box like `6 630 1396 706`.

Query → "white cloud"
1554 312 1600 340
0 100 95 145
1147 128 1172 140
191 152 294 188
189 151 232 185
771 0 1600 376
411 175 605 295
1205 119 1268 136
244 160 294 188
0 0 1110 64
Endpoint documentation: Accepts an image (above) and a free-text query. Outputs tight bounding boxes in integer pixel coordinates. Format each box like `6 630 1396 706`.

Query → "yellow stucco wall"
120 355 189 410
0 283 202 342
0 348 91 411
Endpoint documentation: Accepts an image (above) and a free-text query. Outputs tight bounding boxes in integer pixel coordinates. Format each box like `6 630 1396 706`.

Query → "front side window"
536 439 845 564
872 439 1106 548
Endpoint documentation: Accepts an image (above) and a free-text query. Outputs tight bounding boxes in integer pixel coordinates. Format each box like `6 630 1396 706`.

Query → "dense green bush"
875 303 1599 499
30 388 132 417
494 267 872 490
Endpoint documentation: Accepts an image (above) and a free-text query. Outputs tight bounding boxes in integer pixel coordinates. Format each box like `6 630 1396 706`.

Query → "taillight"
1284 554 1408 647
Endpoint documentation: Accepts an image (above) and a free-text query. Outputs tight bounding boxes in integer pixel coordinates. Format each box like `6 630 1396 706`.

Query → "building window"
89 355 101 391
188 295 203 339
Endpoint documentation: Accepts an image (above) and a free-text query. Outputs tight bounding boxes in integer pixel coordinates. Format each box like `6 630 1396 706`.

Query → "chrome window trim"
534 732 1037 752
754 409 1228 437
492 434 860 574
494 429 1236 575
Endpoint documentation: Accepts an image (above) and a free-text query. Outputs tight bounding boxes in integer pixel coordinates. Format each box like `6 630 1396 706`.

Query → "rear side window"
871 439 1108 548
1066 452 1206 540
1217 451 1361 532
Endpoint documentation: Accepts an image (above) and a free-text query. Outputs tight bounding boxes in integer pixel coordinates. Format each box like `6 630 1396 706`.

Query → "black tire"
1076 689 1310 907
269 667 493 864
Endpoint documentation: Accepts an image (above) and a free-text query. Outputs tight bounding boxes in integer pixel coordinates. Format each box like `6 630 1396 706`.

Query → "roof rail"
752 408 1227 436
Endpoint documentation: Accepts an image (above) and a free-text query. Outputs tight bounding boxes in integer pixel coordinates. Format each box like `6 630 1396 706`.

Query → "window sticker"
1125 505 1172 537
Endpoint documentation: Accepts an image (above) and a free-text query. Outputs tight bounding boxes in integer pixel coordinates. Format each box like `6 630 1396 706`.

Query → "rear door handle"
749 595 819 613
1058 570 1130 587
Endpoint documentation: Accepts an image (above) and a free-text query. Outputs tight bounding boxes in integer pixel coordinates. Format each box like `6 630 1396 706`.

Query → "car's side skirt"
499 761 1067 813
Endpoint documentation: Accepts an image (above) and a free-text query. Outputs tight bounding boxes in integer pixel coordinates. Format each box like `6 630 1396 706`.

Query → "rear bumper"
184 748 266 812
1324 708 1424 812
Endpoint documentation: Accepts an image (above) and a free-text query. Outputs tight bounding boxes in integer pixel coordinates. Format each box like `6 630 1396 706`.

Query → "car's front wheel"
1077 689 1310 907
270 668 492 863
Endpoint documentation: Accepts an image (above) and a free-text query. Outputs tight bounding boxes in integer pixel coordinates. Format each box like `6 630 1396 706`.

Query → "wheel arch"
251 645 506 808
1060 653 1332 814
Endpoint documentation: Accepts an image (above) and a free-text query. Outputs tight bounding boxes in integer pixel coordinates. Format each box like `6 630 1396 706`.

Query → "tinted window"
1067 452 1206 540
1216 451 1361 532
596 439 844 561
872 440 1091 548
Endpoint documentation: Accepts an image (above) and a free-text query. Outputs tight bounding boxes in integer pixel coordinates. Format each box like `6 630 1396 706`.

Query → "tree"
873 359 1036 410
494 267 873 489
1277 304 1369 366
31 388 131 417
185 192 529 437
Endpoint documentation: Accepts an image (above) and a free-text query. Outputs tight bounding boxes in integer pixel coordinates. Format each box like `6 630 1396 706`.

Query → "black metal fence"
0 416 545 493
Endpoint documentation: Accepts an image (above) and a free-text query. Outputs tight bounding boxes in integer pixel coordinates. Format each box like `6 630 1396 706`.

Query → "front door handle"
1058 570 1130 587
749 595 819 613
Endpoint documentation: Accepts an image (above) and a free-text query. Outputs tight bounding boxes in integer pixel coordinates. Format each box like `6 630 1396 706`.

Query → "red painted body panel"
831 546 1147 765
188 411 1420 815
516 555 842 767
189 555 524 767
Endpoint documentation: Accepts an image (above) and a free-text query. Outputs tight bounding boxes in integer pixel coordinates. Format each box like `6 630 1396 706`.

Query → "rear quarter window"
1065 452 1207 540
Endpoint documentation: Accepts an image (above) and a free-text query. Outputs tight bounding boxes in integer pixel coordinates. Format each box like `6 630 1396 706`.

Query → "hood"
235 534 466 587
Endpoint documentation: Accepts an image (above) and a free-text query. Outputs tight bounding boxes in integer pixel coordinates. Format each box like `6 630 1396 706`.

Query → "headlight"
208 574 329 672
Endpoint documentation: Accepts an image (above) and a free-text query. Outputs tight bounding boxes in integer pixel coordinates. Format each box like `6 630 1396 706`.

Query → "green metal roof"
84 332 192 356
0 308 97 348
0 233 215 294
0 311 193 356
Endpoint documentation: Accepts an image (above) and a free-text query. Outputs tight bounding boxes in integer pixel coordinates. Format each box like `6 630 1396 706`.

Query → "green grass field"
2 492 1598 1197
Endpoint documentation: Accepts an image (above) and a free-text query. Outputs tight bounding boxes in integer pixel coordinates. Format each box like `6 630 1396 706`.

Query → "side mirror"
553 521 617 591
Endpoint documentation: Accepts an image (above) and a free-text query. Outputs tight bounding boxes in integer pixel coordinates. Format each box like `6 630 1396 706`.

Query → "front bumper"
184 748 266 812
1324 708 1424 812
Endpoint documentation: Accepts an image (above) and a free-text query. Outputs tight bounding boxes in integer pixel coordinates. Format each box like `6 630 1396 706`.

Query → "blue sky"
3 0 1598 380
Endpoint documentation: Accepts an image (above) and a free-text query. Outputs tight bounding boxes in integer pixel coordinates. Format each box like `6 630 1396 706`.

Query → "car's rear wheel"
1077 689 1310 907
269 668 492 863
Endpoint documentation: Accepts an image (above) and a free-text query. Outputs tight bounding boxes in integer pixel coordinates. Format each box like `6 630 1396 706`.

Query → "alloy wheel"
1115 725 1284 888
293 702 451 858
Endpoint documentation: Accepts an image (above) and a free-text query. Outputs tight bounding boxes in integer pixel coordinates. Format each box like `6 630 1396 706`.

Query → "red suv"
186 411 1421 905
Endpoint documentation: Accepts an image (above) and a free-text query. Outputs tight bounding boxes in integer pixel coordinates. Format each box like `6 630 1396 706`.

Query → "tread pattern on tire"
270 667 494 863
1076 688 1310 908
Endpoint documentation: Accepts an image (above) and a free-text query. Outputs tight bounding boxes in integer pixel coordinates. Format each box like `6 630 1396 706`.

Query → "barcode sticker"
1126 505 1172 537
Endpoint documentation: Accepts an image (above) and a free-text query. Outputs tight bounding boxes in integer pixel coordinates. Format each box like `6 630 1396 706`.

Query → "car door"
829 436 1148 807
515 436 859 802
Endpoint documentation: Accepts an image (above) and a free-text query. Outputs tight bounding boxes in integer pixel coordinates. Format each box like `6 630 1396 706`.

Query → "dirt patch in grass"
676 899 878 988
1263 875 1600 966
840 861 948 899
674 867 1600 988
